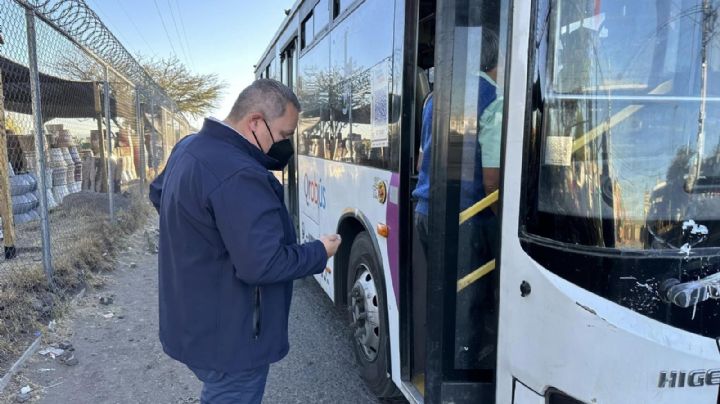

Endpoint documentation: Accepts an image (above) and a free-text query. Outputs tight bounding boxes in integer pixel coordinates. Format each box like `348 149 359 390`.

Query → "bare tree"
140 56 226 119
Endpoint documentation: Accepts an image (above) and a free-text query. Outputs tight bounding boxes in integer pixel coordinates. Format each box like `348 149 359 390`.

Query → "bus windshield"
526 0 720 252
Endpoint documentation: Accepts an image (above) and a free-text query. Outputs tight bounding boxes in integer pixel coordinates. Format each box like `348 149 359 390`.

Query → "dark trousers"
415 212 430 257
188 364 270 404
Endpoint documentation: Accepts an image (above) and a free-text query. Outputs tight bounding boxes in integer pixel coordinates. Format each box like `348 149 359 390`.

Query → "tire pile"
0 162 41 240
1 131 86 240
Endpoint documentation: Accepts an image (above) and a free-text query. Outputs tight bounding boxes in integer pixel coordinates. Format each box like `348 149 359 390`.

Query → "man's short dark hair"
229 79 301 121
480 28 499 73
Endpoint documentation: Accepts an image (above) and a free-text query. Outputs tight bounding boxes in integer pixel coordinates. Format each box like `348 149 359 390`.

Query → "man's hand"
320 234 342 258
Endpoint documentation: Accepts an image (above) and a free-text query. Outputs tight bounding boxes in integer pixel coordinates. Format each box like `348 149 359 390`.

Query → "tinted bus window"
328 0 396 170
521 0 720 337
298 36 331 158
315 0 330 32
333 0 352 19
525 0 720 250
301 13 315 49
330 0 393 75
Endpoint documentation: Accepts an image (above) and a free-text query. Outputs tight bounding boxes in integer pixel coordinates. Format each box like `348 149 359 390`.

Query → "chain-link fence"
0 0 189 289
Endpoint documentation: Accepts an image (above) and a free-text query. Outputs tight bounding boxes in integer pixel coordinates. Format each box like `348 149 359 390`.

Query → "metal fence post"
150 96 157 170
136 89 146 190
25 7 53 285
103 65 114 223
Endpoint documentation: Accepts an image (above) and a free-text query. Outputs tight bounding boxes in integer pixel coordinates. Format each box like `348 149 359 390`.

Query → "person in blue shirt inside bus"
413 27 502 259
412 91 435 255
458 28 503 369
412 28 502 369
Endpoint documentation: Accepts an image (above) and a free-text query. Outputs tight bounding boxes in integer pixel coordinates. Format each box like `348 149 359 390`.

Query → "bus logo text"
304 174 327 209
658 369 720 388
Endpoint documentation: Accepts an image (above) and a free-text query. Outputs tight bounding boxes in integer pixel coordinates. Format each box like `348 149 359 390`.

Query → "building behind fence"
0 0 190 283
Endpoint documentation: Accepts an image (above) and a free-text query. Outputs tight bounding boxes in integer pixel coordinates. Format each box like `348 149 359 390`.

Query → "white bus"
256 0 720 402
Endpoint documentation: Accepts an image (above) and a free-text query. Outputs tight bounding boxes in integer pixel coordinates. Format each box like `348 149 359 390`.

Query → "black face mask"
252 119 294 170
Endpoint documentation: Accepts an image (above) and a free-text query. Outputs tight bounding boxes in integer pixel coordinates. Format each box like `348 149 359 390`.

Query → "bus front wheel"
347 231 398 398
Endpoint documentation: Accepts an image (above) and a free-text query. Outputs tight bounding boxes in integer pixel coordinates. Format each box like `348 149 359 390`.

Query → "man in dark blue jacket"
150 79 341 404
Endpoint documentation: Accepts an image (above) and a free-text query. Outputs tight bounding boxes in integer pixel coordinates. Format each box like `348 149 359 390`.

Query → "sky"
84 0 295 127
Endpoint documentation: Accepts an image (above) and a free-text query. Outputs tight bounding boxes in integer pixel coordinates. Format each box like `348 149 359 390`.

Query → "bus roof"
254 0 303 75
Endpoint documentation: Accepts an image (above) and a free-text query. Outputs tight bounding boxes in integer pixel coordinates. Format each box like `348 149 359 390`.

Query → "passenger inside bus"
412 27 503 370
413 27 501 259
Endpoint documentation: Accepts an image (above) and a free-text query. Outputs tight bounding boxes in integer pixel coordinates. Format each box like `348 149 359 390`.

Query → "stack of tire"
10 171 40 225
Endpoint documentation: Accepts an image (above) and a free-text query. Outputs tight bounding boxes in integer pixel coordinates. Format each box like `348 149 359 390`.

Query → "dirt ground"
0 213 391 404
0 191 143 378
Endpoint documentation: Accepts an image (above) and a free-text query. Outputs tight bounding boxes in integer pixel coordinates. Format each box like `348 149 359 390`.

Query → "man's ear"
247 113 264 131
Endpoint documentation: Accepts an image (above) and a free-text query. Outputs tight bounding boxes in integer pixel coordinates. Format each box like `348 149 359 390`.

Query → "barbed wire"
17 0 178 110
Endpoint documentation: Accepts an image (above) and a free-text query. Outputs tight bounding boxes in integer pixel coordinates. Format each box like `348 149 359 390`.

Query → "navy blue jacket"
149 118 327 372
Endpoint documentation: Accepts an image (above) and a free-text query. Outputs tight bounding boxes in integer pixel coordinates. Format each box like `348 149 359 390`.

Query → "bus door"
405 0 436 397
424 0 510 402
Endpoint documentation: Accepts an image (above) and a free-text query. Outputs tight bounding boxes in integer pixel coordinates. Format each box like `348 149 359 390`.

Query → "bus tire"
347 231 398 398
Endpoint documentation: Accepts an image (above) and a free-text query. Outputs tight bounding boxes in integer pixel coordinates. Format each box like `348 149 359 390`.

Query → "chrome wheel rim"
350 265 380 362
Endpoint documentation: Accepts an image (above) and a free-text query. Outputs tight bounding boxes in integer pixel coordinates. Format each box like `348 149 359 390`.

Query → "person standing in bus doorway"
412 90 434 256
412 28 501 259
412 28 502 368
149 79 342 404
458 27 503 369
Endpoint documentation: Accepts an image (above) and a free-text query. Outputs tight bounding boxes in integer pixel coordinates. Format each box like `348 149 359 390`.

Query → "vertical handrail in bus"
456 190 499 292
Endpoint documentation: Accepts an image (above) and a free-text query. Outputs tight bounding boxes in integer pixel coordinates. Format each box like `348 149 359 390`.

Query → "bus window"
522 0 720 337
526 0 720 250
301 12 314 49
321 0 395 169
281 41 295 89
280 56 286 85
296 0 396 167
333 0 352 19
297 35 330 158
314 0 330 33
326 80 352 162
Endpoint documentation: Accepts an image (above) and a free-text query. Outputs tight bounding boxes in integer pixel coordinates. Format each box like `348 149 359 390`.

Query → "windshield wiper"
660 272 720 308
